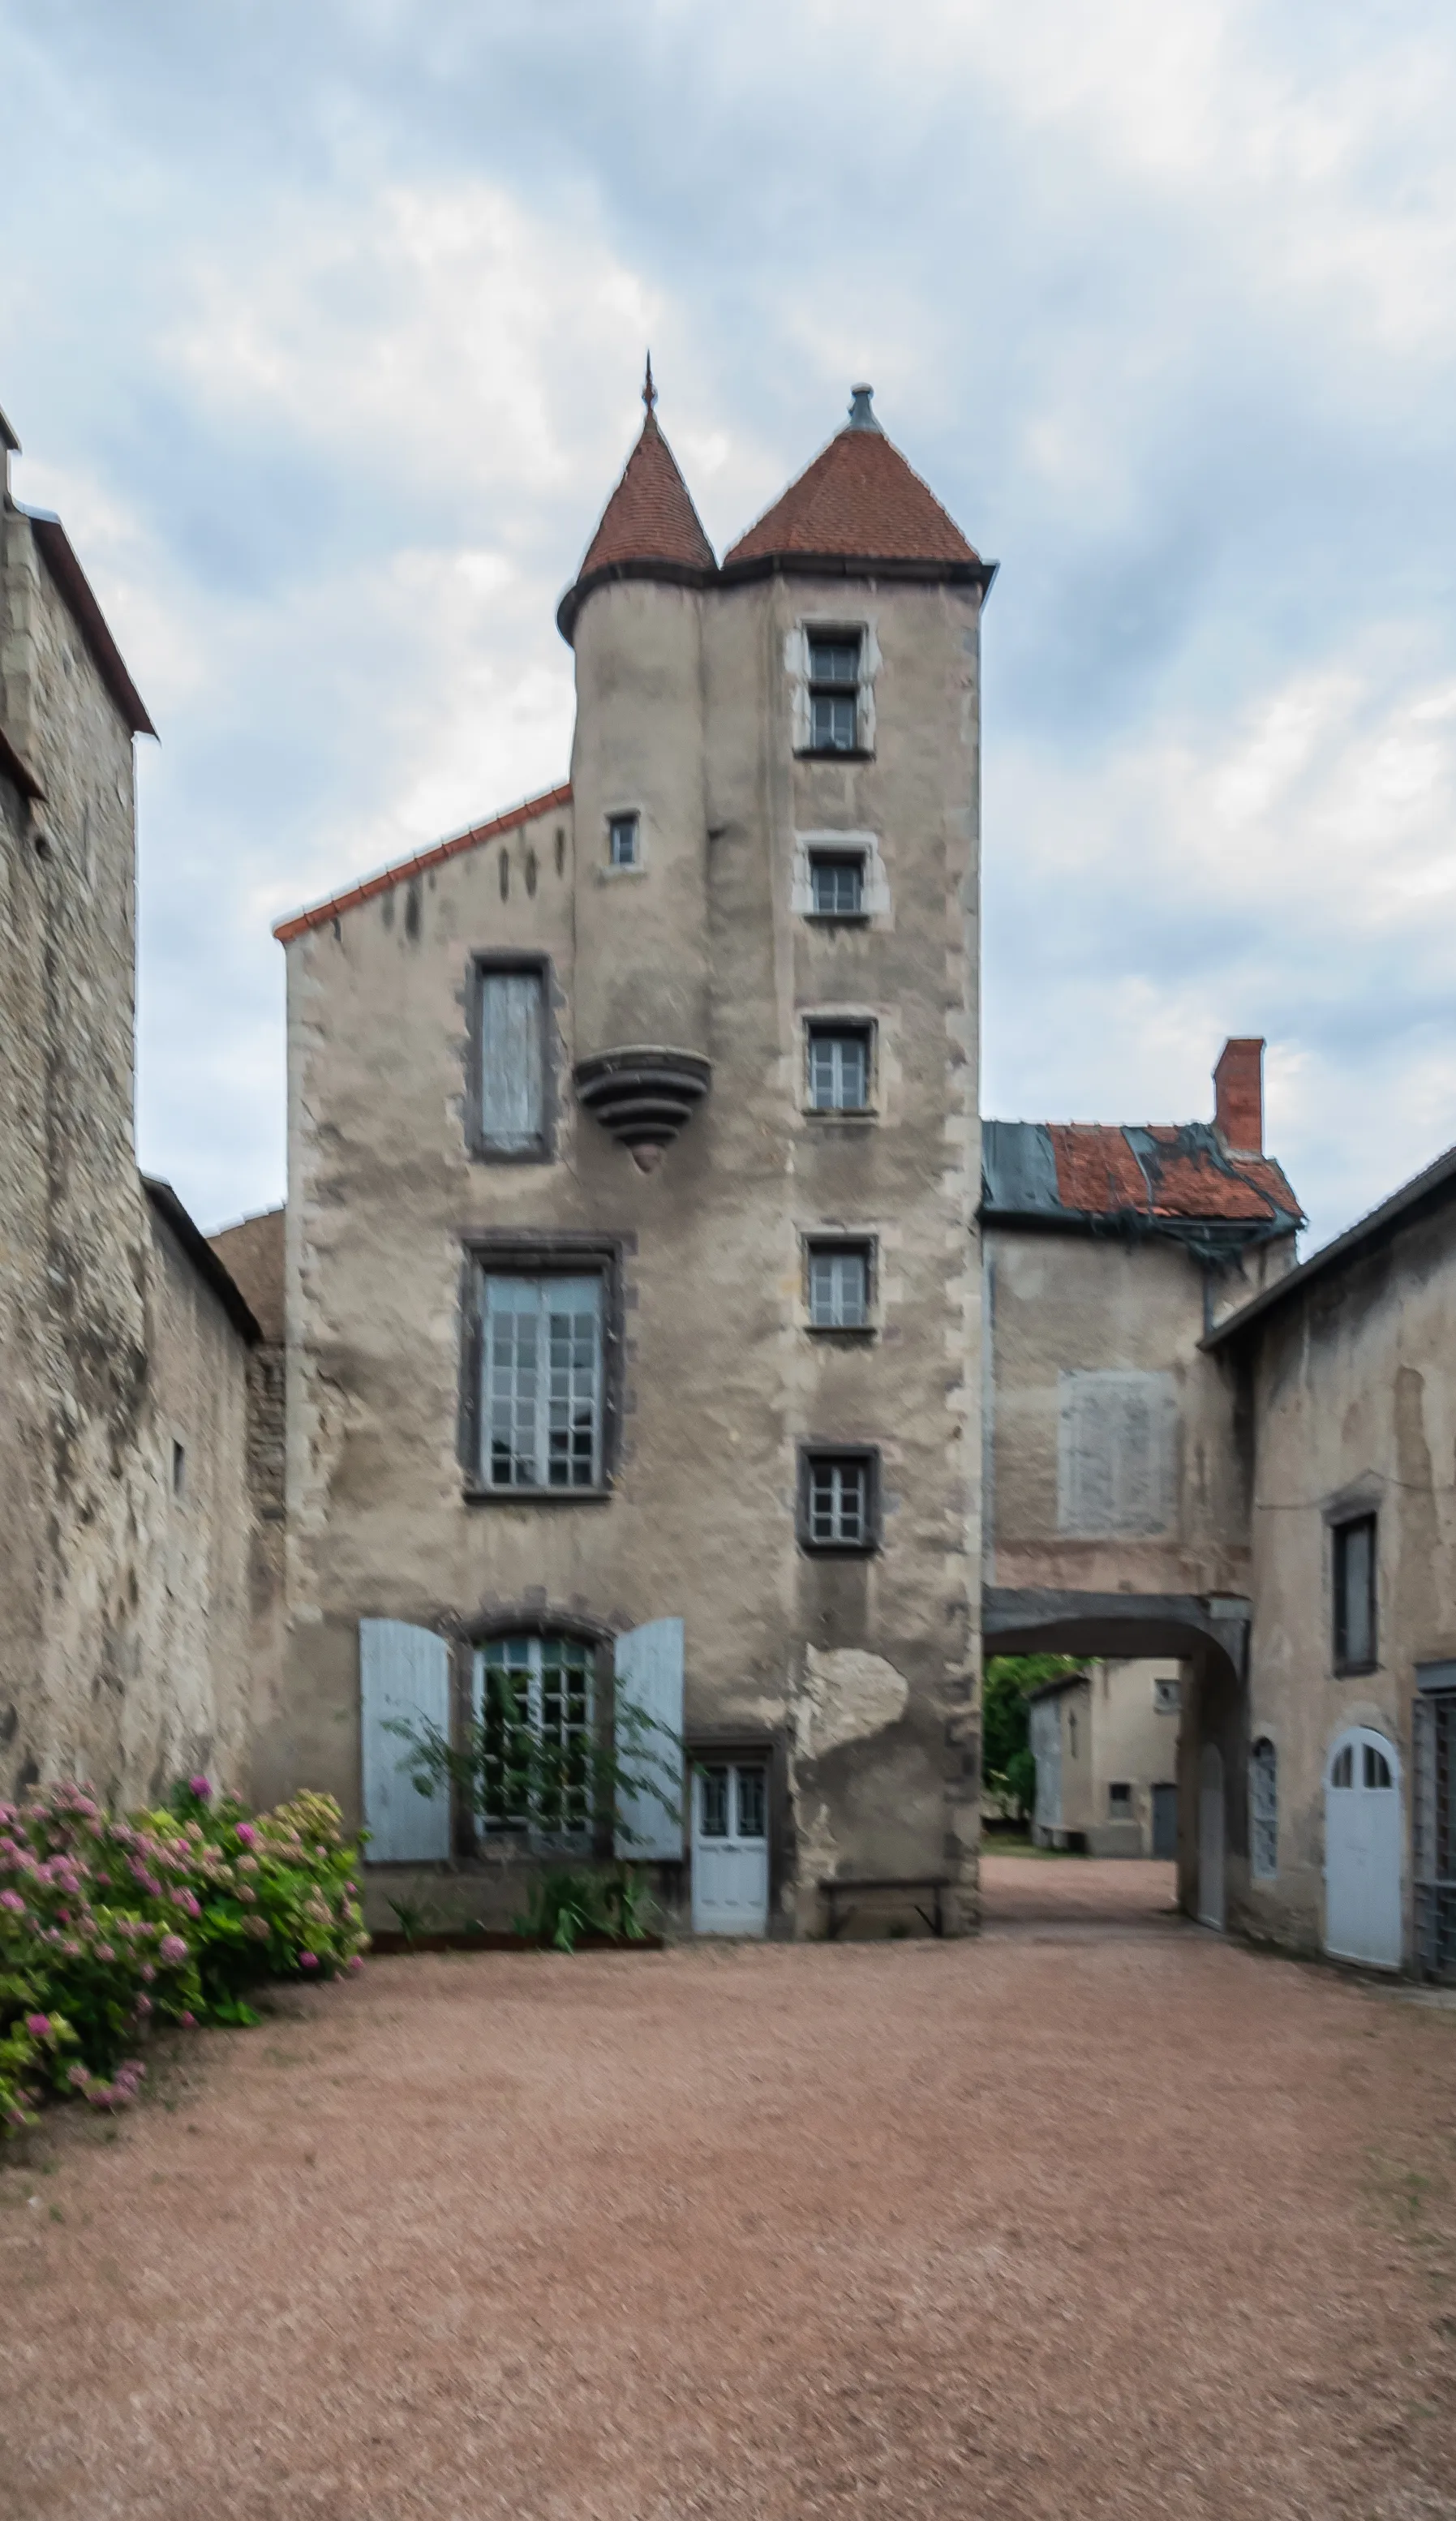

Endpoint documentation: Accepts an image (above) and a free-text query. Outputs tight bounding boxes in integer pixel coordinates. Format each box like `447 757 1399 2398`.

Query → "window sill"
803 1106 878 1124
803 911 871 927
796 747 875 764
798 1539 880 1558
597 864 648 882
804 1322 878 1342
472 1145 556 1166
463 1484 615 1507
1334 1659 1380 1679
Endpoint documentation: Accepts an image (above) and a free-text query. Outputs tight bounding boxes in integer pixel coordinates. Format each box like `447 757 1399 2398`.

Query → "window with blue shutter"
477 964 548 1157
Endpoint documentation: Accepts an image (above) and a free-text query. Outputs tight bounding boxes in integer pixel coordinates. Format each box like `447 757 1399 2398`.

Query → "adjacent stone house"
1205 1146 1456 1974
1028 1660 1183 1857
0 403 265 1805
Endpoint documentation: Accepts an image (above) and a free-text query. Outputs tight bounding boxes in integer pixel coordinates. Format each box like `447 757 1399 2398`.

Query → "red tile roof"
724 423 979 569
273 784 570 943
577 414 715 581
1046 1125 1301 1226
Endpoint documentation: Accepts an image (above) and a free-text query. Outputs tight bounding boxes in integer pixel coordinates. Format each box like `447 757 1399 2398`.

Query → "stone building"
0 402 264 1805
1205 1145 1456 1975
1027 1660 1183 1857
268 379 990 1936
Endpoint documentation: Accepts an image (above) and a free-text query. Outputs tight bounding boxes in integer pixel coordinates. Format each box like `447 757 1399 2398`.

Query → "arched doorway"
1325 1726 1402 1969
1198 1743 1225 1930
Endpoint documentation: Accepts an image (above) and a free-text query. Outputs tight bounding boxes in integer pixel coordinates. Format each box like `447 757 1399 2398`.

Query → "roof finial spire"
642 352 657 419
848 383 881 433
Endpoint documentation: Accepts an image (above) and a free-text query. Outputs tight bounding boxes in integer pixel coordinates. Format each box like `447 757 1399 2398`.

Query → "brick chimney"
1213 1037 1264 1156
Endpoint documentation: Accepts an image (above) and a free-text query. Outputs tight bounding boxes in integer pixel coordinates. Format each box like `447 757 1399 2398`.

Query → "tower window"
806 1243 872 1330
798 1447 880 1553
807 634 861 752
809 853 865 918
608 814 639 869
806 1022 872 1114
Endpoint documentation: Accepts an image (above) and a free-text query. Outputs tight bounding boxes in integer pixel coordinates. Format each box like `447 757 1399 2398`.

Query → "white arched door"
1325 1727 1402 1969
1198 1743 1225 1930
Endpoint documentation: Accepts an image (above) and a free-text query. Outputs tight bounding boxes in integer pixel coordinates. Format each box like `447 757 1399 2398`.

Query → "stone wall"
0 447 265 1806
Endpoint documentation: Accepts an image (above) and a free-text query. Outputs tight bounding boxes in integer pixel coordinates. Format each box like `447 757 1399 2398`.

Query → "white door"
691 1762 769 1936
1325 1727 1402 1969
1198 1743 1226 1929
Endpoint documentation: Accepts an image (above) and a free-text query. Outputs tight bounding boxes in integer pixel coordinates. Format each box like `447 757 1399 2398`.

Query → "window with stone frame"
806 1240 873 1331
806 1021 873 1114
1333 1513 1377 1672
806 632 862 753
472 1632 595 1845
798 1446 880 1553
477 1272 604 1492
475 960 550 1159
808 851 866 918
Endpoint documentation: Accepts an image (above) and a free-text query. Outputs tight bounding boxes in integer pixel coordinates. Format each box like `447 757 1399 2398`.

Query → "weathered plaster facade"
0 407 264 1804
273 390 986 1935
1028 1659 1181 1856
1209 1155 1456 1970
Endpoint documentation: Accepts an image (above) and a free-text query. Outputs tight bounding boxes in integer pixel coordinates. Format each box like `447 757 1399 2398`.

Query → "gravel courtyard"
2 1858 1454 2521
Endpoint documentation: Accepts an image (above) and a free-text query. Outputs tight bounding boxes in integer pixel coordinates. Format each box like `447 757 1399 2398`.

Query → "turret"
559 363 716 1168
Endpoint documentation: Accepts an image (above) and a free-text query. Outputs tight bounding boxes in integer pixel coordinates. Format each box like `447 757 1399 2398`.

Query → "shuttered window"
480 1273 603 1490
473 1633 595 1842
479 967 547 1155
1058 1370 1176 1537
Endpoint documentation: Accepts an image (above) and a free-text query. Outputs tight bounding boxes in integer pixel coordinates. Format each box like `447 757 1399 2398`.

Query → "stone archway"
981 1587 1249 1928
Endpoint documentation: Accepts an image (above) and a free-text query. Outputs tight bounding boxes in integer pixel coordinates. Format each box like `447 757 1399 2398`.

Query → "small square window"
1108 1781 1132 1812
807 1023 872 1113
806 633 861 754
1333 1513 1377 1671
608 814 639 869
809 854 865 918
807 1243 871 1330
799 1447 879 1553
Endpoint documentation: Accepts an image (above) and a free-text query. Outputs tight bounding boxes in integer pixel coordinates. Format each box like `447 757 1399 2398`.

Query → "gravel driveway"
2 1857 1454 2520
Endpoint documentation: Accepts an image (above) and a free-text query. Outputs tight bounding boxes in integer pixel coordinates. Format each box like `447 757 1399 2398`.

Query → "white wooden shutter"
613 1617 685 1862
359 1618 451 1862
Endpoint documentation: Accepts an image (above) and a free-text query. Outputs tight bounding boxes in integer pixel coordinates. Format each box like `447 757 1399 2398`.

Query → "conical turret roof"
558 366 717 642
724 387 978 569
576 410 716 581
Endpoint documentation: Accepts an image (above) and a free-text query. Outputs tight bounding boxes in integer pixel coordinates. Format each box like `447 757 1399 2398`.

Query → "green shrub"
0 1777 367 2132
514 1863 656 1953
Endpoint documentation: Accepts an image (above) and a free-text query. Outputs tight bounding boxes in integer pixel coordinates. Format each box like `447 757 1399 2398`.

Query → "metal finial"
642 353 657 417
848 383 881 432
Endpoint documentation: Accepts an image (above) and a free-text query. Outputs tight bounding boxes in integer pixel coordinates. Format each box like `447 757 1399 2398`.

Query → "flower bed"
0 1777 367 2132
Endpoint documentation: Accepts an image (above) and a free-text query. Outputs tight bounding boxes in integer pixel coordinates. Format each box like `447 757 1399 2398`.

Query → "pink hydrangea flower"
24 2013 51 2038
234 1823 258 1848
157 1934 188 1966
187 1776 212 1800
299 1951 320 1971
0 1889 25 1914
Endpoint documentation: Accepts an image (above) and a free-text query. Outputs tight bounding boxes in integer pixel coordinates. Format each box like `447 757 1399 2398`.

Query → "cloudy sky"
3 0 1454 1249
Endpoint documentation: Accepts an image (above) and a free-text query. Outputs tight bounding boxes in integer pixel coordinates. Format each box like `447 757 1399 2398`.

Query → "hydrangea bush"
0 1778 367 2132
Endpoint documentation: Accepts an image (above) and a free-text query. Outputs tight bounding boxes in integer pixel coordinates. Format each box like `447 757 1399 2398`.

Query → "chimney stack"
1213 1037 1264 1156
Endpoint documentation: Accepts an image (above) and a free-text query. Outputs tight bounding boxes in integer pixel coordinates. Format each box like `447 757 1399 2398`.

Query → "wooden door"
1325 1728 1402 1969
691 1762 769 1935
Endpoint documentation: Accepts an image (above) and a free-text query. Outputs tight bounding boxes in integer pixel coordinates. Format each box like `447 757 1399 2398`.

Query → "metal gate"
1414 1678 1456 1982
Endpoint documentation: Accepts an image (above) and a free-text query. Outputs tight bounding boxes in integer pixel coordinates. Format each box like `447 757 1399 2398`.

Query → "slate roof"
982 1119 1302 1239
724 420 980 569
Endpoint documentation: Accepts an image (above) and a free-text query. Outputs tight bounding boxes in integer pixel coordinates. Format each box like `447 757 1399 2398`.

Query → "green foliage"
982 1656 1081 1824
0 1778 367 2132
387 1668 680 1853
513 1864 657 1953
